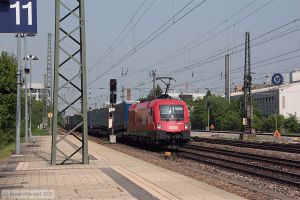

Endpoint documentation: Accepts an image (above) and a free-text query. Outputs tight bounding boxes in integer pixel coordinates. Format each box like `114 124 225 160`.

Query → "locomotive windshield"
159 105 184 121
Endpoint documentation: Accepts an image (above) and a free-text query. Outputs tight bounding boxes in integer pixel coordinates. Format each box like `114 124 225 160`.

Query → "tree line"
0 51 44 151
188 92 300 134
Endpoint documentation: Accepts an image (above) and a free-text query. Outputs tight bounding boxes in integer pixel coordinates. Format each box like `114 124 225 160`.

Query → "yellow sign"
48 112 53 118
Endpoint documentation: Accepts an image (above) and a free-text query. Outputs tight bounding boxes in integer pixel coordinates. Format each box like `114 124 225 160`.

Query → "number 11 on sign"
10 1 33 25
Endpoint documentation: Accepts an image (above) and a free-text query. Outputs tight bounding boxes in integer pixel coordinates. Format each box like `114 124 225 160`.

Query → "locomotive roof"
130 98 186 110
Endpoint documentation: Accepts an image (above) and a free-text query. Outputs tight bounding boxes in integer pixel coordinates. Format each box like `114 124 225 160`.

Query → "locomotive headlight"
184 123 189 130
157 123 162 129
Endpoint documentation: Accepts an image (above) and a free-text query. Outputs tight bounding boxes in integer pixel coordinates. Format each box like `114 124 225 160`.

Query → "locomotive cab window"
159 105 184 121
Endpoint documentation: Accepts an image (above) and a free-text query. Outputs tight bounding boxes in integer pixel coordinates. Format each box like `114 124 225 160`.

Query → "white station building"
168 92 206 100
23 83 46 101
231 70 300 120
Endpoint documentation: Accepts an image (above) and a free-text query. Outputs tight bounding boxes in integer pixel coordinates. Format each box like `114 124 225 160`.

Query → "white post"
29 57 32 137
24 35 28 144
15 33 21 154
207 107 210 131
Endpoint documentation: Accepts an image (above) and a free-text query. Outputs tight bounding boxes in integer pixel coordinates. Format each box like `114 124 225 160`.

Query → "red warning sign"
274 130 281 138
210 124 215 130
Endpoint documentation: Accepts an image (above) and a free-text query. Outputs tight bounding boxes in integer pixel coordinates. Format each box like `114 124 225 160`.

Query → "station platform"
0 135 245 200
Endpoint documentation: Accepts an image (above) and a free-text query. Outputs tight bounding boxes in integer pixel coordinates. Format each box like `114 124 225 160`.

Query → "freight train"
65 98 190 143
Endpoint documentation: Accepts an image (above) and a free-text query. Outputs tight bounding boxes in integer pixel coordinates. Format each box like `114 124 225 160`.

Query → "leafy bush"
189 92 300 133
0 52 17 150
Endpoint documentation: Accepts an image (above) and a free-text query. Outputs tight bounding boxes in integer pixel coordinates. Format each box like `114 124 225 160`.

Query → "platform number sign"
0 0 37 33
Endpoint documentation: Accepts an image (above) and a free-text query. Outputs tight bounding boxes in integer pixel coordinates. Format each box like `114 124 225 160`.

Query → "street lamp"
23 35 29 144
25 54 38 138
16 33 36 143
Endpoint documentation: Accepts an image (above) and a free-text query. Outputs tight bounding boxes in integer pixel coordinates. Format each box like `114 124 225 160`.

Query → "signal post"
109 79 117 143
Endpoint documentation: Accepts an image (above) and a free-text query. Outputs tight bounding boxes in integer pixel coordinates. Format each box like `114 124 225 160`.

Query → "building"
168 92 206 101
23 83 47 101
230 70 300 120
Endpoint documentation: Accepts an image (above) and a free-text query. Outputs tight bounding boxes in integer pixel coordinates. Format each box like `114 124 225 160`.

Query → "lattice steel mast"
51 0 88 165
46 33 52 128
243 32 252 136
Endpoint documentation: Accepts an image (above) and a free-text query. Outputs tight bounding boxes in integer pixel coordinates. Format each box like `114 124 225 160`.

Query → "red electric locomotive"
127 98 190 143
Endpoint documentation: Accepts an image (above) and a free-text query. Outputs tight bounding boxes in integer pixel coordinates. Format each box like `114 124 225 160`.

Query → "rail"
177 144 300 186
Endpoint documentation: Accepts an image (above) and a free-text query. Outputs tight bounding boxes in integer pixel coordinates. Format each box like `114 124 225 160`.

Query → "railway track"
193 130 300 137
184 144 300 168
192 137 300 154
177 144 300 186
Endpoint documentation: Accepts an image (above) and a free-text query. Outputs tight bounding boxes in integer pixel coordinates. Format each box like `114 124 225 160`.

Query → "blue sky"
1 0 300 105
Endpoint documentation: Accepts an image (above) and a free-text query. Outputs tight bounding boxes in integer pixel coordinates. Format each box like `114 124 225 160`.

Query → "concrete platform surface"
0 135 246 200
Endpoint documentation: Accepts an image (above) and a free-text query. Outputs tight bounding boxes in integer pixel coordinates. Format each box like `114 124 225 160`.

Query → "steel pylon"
243 32 252 135
51 0 88 165
46 33 52 129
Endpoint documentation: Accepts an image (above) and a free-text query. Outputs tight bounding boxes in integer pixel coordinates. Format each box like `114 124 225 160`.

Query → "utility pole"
207 105 210 131
206 97 211 131
46 33 52 130
43 74 47 129
121 85 125 102
24 35 28 144
151 70 156 99
15 33 22 155
27 54 39 138
242 32 253 139
225 54 231 102
127 88 131 101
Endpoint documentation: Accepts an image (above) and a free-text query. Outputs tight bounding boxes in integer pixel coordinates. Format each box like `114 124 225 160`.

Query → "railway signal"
110 79 117 104
110 79 117 92
110 93 117 104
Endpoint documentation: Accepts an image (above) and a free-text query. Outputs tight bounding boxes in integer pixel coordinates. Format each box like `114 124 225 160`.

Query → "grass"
282 132 300 136
0 127 49 161
32 128 49 136
0 143 15 160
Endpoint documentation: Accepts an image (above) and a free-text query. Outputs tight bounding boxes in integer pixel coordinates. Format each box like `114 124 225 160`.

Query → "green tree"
32 100 44 129
189 92 300 133
146 84 163 100
283 115 300 133
252 115 263 132
189 98 207 129
216 111 242 131
190 94 242 130
0 52 17 150
261 114 285 132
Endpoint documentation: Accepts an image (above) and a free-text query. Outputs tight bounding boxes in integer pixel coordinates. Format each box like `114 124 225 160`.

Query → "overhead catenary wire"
88 0 207 86
175 48 300 88
88 0 153 72
128 0 277 89
167 21 300 76
129 23 300 93
144 47 300 92
95 0 146 62
127 0 258 78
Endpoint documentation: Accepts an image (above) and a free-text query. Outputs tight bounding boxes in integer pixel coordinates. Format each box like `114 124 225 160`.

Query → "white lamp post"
25 54 38 137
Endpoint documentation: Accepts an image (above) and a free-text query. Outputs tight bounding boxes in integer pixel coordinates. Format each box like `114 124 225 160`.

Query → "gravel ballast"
91 135 300 200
